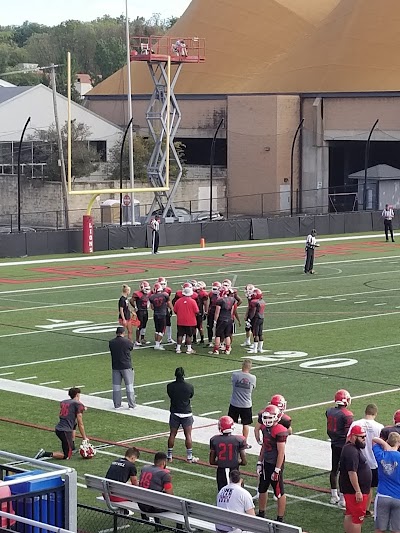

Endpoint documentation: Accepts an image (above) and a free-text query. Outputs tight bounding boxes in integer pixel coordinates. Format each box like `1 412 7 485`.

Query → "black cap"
116 326 125 335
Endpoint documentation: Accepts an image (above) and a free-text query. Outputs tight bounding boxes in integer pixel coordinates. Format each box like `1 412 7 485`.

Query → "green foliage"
29 120 100 181
0 13 179 85
108 134 186 184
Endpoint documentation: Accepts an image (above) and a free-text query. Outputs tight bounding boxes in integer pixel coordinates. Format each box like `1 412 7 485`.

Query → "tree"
108 134 186 184
94 37 126 80
30 120 100 181
13 21 49 48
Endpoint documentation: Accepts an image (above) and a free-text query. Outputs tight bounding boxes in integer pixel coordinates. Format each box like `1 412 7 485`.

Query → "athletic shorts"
169 413 194 429
228 404 253 426
154 315 166 334
177 325 195 338
344 493 368 524
215 320 233 339
331 444 343 474
137 311 148 329
55 429 73 459
251 317 264 338
374 494 400 531
258 461 285 498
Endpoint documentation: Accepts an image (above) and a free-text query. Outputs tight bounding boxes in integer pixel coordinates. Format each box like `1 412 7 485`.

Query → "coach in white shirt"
382 204 395 242
347 403 384 516
216 470 255 533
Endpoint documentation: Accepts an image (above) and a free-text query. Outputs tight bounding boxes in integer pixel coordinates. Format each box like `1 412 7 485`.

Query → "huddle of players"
209 393 292 523
120 277 266 354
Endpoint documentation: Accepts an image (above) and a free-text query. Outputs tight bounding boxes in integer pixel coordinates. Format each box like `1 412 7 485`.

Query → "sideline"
0 232 396 268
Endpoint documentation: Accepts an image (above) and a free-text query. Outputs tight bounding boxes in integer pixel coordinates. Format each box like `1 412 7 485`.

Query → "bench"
86 474 302 533
96 495 216 531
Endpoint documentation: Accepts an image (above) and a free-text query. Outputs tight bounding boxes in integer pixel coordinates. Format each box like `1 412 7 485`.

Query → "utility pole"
51 64 70 229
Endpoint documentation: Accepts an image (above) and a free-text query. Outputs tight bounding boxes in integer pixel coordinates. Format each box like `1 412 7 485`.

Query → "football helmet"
218 415 234 434
334 389 351 407
182 282 193 297
197 281 206 290
222 279 232 289
261 405 282 427
79 439 96 459
251 288 263 299
270 394 287 413
211 281 222 294
153 282 163 293
157 277 167 289
394 410 400 424
245 284 255 298
140 281 151 294
189 279 198 289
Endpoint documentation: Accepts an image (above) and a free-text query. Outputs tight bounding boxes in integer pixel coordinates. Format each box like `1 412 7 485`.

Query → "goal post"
328 192 358 213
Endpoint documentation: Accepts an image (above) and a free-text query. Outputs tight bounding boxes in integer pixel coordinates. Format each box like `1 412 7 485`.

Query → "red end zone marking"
0 240 395 284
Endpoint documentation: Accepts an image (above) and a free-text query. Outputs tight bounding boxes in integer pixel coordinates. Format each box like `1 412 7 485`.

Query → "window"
0 143 12 165
89 140 107 162
175 138 227 166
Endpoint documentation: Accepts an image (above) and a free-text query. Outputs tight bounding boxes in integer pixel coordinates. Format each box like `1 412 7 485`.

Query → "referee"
150 215 160 254
304 228 319 274
382 204 395 242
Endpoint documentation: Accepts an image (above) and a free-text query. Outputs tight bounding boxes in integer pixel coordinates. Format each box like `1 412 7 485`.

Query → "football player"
380 409 400 441
246 288 266 354
130 281 151 346
254 394 292 446
241 284 255 348
210 287 236 355
194 281 209 344
257 405 288 522
326 389 353 506
105 447 140 501
209 416 247 491
222 279 243 306
207 282 221 346
158 277 175 343
149 283 174 350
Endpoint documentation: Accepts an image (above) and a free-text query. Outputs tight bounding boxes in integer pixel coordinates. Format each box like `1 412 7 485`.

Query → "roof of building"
349 165 400 181
250 0 400 93
0 79 17 88
0 86 32 105
88 0 340 97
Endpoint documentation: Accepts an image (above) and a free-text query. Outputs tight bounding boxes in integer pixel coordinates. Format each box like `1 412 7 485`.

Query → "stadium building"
85 0 400 217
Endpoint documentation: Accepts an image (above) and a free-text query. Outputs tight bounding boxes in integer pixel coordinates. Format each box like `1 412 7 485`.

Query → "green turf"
0 232 399 533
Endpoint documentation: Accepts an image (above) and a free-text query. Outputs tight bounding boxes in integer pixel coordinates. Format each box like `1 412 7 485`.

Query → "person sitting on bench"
138 452 173 514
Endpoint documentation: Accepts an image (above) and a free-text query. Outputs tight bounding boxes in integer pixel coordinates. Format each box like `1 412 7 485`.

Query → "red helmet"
182 282 193 296
261 405 282 427
157 277 167 289
218 416 234 434
394 410 400 424
334 389 351 407
79 440 96 459
270 394 287 413
222 279 232 289
153 282 163 293
189 279 198 289
251 288 263 299
211 281 222 294
140 281 151 294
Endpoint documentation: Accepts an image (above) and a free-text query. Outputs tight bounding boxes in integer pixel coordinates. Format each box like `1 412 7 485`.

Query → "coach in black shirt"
109 327 136 409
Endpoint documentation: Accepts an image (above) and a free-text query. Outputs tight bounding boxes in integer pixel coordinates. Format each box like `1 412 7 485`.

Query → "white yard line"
15 376 37 381
39 380 60 385
295 429 317 435
0 372 14 377
142 400 165 405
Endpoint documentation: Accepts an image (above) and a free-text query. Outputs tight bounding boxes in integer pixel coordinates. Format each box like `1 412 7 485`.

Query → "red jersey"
132 291 149 311
173 297 199 326
261 423 288 464
196 289 208 314
326 406 353 446
164 286 172 296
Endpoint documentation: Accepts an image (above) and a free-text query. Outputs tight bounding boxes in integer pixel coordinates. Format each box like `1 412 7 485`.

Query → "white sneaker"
330 496 340 505
134 341 142 347
186 349 196 355
154 345 165 351
175 349 181 354
168 338 176 344
208 342 214 348
187 456 199 463
338 500 346 509
225 348 231 355
247 349 257 354
258 349 266 353
241 341 251 347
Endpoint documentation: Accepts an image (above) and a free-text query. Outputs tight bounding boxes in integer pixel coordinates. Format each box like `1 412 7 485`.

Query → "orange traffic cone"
200 237 206 248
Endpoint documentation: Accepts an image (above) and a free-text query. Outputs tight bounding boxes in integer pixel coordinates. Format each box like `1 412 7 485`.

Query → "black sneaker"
34 448 46 460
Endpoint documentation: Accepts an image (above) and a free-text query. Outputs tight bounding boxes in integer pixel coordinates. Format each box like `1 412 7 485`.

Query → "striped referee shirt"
382 208 394 220
150 219 160 231
306 234 317 249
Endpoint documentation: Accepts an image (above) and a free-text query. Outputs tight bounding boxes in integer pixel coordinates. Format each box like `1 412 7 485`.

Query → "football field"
1 233 400 533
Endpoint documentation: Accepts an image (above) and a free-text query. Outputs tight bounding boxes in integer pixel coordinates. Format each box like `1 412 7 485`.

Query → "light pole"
119 118 134 226
363 119 379 210
17 117 31 232
290 118 304 216
210 117 224 221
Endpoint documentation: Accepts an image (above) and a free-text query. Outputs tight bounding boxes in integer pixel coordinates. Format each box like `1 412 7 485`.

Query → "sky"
2 0 192 26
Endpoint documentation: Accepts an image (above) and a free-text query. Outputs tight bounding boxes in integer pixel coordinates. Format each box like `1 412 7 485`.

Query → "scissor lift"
130 36 205 220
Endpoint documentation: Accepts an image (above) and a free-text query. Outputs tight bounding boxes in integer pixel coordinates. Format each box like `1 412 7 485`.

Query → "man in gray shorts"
166 367 198 463
373 432 400 533
228 359 256 447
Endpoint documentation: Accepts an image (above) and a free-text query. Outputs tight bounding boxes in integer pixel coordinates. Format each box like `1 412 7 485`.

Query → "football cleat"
153 282 163 293
334 389 351 407
270 394 287 413
140 281 151 294
261 405 282 427
218 415 234 434
79 440 96 459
